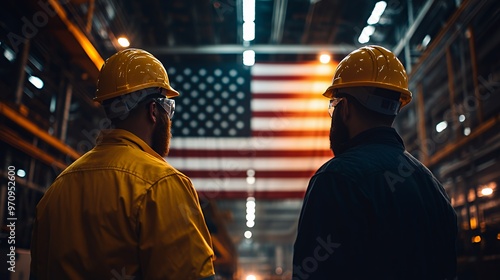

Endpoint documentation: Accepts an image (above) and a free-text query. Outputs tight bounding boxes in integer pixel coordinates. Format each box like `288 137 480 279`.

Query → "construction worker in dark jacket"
293 45 457 280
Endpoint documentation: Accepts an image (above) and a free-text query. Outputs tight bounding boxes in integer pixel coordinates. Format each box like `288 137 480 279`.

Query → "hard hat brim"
322 83 412 107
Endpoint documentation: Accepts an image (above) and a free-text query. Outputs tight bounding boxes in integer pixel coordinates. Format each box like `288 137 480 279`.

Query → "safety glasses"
154 98 175 119
328 97 343 117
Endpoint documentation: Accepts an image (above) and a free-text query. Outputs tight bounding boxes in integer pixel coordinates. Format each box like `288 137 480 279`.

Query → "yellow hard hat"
94 48 179 103
323 45 412 109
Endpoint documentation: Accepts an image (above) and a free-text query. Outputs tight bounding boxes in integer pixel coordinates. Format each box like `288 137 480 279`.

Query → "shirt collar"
341 126 405 154
96 129 165 161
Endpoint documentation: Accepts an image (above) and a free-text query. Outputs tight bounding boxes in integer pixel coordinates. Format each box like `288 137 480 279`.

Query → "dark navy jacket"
293 127 457 280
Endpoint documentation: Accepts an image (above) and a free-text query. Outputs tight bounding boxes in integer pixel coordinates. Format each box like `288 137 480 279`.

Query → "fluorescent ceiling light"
29 76 44 89
243 49 255 66
243 0 255 22
436 121 448 133
422 35 431 48
243 22 255 41
4 49 15 62
367 1 387 24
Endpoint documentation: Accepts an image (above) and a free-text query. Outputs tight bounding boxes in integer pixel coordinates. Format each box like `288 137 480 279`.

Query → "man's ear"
340 98 350 122
147 101 158 123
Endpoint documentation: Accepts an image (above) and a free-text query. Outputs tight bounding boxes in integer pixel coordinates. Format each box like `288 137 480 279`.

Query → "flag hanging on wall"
167 62 336 199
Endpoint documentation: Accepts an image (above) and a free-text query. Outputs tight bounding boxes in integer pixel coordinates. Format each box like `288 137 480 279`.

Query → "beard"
329 108 350 156
151 112 171 157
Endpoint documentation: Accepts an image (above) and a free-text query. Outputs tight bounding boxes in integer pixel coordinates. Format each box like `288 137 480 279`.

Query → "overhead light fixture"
358 26 376 44
367 1 387 25
17 169 26 178
4 48 15 62
319 53 331 64
244 230 252 239
243 22 255 41
481 188 493 196
472 235 481 243
422 35 431 48
117 36 130 47
29 76 44 89
464 127 471 136
360 1 386 43
243 0 255 42
358 34 370 44
243 50 255 66
435 121 448 133
246 196 256 228
243 0 255 22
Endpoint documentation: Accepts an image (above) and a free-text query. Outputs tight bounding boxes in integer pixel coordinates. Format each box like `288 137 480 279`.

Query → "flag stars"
169 65 250 137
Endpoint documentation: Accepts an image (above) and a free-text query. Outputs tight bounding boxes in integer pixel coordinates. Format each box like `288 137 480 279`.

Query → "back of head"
323 45 412 119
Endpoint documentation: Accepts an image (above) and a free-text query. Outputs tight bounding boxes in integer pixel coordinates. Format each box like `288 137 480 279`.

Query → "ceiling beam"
147 44 356 55
393 0 435 56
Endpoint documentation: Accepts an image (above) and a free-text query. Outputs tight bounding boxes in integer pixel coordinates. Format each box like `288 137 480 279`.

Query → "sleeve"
292 171 372 279
137 174 215 280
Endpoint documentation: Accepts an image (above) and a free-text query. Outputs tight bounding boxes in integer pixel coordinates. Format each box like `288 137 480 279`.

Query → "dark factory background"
1 0 500 279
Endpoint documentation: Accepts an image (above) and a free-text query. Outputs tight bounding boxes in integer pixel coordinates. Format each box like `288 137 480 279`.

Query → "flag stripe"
197 191 305 200
189 178 312 190
182 170 316 179
251 130 329 137
169 157 329 171
170 137 329 150
251 117 331 131
168 149 331 158
251 63 336 77
252 93 327 100
252 111 328 118
251 80 331 94
251 99 326 112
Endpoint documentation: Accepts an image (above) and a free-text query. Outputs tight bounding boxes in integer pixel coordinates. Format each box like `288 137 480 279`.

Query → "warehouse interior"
1 0 500 279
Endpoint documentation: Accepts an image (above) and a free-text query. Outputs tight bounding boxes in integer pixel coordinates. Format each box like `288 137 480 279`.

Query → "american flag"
167 62 336 199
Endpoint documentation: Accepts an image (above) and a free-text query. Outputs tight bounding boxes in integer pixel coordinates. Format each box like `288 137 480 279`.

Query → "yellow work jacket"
30 129 215 280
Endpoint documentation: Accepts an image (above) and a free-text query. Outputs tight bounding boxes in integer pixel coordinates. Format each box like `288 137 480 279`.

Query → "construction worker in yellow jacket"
30 49 216 280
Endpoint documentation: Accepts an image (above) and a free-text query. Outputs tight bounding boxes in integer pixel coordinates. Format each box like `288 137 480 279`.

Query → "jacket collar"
96 129 165 161
340 126 405 154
